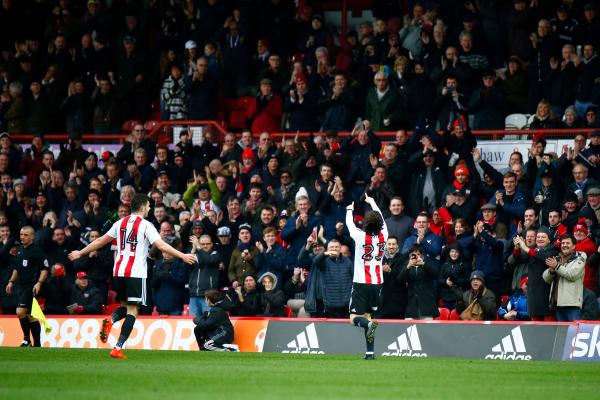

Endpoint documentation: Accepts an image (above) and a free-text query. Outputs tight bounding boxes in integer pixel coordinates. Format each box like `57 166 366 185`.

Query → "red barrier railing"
8 121 595 145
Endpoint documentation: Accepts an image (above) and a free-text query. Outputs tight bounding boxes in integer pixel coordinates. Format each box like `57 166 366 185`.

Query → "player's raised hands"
364 192 375 205
181 253 198 265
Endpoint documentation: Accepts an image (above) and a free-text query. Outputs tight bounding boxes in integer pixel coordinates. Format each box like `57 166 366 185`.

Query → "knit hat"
241 148 255 161
470 270 485 283
453 115 467 129
295 73 308 85
454 165 470 177
537 226 551 237
573 222 589 235
519 277 528 288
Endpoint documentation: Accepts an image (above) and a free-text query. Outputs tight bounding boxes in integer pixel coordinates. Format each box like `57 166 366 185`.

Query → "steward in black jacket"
193 290 236 351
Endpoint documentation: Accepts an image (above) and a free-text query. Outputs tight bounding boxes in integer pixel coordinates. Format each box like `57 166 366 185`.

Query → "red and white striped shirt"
107 215 161 278
346 203 388 284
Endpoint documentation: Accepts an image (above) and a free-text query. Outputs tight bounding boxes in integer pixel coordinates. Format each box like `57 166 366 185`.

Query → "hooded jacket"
189 247 221 296
193 297 234 344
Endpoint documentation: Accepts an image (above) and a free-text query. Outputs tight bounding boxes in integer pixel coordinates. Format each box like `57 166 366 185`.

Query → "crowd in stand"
0 1 599 134
1 1 600 322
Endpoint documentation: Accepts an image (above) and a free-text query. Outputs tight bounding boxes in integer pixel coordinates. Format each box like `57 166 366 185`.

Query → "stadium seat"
435 307 450 320
107 290 118 304
449 309 460 320
121 119 141 133
225 96 253 131
283 305 293 318
144 120 161 132
103 303 120 315
505 113 529 130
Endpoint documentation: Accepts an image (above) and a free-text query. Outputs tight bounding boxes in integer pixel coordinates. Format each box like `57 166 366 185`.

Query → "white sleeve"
145 222 161 245
106 220 120 239
370 201 388 239
345 209 360 239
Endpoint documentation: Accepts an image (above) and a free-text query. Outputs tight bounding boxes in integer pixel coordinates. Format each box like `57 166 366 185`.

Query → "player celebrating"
69 194 197 359
346 193 388 360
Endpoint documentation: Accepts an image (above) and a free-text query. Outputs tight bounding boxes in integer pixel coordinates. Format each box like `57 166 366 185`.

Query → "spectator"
228 224 258 286
439 243 469 310
258 272 286 317
186 57 217 120
312 238 353 318
246 78 283 135
151 251 188 316
454 270 497 320
401 212 442 259
232 274 262 316
67 271 103 315
188 234 221 317
364 70 405 131
319 72 357 132
398 244 440 320
161 65 189 121
255 226 286 285
384 197 413 250
514 226 559 321
499 277 530 321
468 70 506 130
543 234 585 321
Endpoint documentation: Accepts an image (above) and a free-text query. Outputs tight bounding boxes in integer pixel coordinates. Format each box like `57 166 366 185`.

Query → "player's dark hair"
363 210 383 235
131 194 149 212
204 289 222 304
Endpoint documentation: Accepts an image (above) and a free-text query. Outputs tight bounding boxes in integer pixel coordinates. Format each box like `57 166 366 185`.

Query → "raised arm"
68 234 114 261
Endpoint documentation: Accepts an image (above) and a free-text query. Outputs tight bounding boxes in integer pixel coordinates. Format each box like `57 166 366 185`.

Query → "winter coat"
379 251 407 316
161 75 189 120
319 86 357 132
543 252 585 309
340 129 382 185
439 260 470 302
280 212 322 270
489 189 526 237
193 299 234 344
247 93 283 135
498 291 529 320
258 272 287 317
405 152 448 217
364 87 405 131
473 231 504 282
313 252 353 309
527 244 559 317
151 259 188 313
255 243 286 287
189 248 221 296
228 246 259 284
506 249 529 292
455 286 497 320
401 231 443 259
398 258 440 319
69 284 103 314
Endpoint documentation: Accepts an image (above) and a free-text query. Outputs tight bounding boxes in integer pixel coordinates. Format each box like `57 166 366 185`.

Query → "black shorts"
16 285 34 309
349 283 382 315
112 277 147 306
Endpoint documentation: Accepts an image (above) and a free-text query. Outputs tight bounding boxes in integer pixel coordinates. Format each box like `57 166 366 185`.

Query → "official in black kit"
4 226 49 347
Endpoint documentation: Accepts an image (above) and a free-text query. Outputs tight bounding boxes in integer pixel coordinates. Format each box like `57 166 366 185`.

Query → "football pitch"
1 348 599 400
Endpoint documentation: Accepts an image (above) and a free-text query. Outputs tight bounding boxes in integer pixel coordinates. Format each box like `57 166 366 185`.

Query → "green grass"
1 348 599 400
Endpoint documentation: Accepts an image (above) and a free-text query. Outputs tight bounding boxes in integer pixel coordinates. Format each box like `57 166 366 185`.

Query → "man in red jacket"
573 221 597 291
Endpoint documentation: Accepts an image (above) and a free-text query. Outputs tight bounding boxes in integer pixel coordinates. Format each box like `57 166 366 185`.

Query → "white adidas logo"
382 325 427 357
485 327 532 360
282 323 324 354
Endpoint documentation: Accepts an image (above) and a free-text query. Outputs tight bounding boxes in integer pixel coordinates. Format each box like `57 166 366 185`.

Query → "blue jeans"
189 296 210 317
556 306 581 322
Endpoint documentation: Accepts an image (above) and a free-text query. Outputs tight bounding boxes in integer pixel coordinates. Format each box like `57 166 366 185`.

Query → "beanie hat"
519 277 528 288
241 148 255 161
454 165 470 177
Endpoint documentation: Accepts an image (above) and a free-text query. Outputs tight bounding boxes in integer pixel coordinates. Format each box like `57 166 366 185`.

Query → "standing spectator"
384 198 414 250
489 171 526 236
228 224 258 286
543 234 585 321
312 239 353 318
280 196 321 271
378 236 406 319
72 229 112 303
246 78 283 135
161 65 189 121
468 70 506 130
401 212 443 259
186 57 217 120
398 244 440 320
319 72 357 132
472 220 505 301
60 80 89 139
188 234 221 317
151 251 188 316
364 70 405 131
284 74 320 132
439 243 469 310
255 227 286 286
90 77 119 133
514 226 559 320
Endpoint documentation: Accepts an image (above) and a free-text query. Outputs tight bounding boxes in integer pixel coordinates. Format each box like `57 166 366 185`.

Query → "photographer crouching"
193 289 237 352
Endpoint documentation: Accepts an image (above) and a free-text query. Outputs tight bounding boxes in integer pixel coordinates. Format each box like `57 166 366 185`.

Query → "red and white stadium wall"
1 316 599 362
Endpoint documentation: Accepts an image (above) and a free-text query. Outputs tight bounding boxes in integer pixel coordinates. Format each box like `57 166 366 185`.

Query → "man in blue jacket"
281 195 322 273
255 227 286 287
401 212 442 260
489 171 526 237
